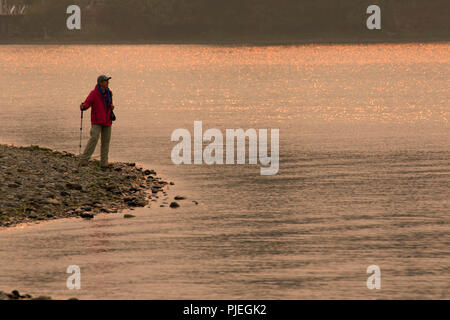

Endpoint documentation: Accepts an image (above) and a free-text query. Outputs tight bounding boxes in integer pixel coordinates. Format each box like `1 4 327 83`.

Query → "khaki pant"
80 125 112 167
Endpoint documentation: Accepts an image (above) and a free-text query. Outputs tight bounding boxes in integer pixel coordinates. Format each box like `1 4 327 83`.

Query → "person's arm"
110 90 115 110
80 91 95 111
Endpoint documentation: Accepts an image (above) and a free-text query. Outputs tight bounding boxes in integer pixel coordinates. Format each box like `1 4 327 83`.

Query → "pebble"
46 198 60 205
66 183 83 190
169 202 180 208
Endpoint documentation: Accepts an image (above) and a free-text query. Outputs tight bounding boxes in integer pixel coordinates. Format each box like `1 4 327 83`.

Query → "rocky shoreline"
0 144 172 228
0 290 53 300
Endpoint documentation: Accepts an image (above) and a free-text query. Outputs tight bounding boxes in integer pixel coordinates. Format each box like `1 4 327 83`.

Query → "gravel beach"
0 290 53 300
0 144 170 228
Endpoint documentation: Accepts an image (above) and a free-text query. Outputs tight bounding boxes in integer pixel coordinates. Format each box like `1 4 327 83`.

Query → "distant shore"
0 144 171 228
1 35 449 46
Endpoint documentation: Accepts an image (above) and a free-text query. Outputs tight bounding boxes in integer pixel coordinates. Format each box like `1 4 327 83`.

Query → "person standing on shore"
79 75 116 169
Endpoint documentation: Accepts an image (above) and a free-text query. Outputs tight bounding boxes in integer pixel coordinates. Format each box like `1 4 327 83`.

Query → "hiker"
79 75 116 168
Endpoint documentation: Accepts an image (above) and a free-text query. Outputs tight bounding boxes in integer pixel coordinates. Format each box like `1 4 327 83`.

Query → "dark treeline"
2 0 449 43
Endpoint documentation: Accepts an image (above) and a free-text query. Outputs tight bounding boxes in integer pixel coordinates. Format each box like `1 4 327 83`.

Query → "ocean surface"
0 43 448 299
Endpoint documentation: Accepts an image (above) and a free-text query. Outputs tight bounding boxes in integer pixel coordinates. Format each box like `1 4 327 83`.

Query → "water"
0 44 449 299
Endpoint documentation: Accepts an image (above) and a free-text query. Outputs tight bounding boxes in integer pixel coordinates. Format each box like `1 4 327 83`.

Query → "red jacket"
82 86 113 126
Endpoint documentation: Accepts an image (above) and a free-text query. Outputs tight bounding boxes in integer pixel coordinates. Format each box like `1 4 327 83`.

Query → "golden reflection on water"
0 43 448 126
1 43 449 67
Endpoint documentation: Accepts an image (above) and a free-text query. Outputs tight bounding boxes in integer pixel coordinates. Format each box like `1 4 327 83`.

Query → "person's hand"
80 103 85 111
111 104 115 110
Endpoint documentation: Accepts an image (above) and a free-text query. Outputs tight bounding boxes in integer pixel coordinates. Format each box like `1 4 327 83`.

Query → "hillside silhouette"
2 0 449 43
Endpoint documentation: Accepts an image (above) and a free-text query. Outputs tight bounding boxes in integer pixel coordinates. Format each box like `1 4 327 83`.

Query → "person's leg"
100 125 112 167
80 125 101 164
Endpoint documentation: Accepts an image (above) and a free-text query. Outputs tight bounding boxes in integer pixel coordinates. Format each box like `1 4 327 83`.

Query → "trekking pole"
78 109 84 165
